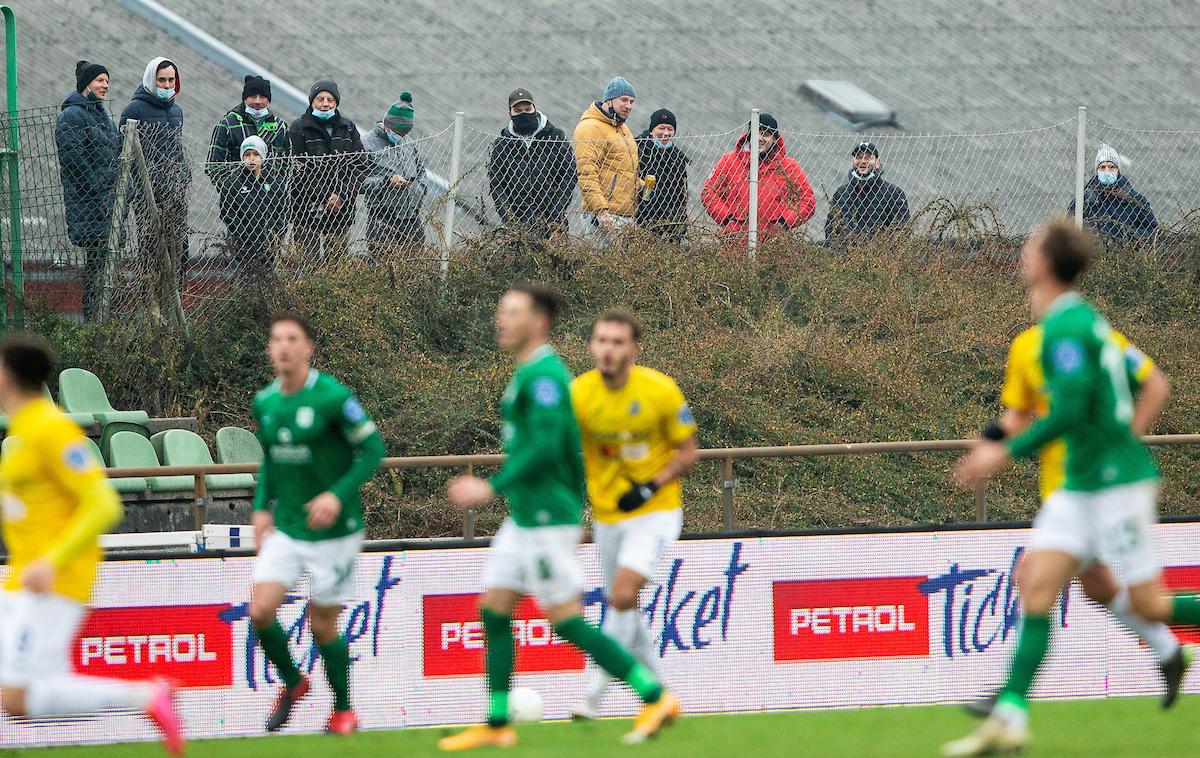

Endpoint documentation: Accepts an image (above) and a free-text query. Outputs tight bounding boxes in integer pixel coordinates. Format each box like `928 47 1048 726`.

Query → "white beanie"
1094 143 1129 171
240 135 268 158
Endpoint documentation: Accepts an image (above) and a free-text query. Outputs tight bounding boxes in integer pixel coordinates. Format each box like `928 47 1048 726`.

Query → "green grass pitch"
1 697 1195 757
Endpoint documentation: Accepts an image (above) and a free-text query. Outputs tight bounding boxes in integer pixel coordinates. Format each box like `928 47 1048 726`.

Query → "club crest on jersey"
629 400 641 416
64 443 92 472
532 378 561 407
296 407 315 429
278 427 293 444
1053 340 1085 375
678 404 695 425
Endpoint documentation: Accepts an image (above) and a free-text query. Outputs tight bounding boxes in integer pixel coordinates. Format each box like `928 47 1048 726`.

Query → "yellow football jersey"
1 397 120 602
572 365 698 524
1001 326 1154 500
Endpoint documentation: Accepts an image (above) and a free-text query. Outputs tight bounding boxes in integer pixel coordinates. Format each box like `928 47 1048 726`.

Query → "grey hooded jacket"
362 124 426 218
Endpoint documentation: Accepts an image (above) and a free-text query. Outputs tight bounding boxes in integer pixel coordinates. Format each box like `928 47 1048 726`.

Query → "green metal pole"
2 6 21 327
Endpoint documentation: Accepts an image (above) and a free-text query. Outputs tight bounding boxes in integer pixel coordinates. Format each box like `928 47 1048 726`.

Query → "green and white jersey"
489 345 586 527
252 369 386 541
1007 292 1158 492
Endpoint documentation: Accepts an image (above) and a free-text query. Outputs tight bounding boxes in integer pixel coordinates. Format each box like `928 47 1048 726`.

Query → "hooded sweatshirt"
487 114 577 225
702 131 815 237
119 57 190 197
572 102 639 216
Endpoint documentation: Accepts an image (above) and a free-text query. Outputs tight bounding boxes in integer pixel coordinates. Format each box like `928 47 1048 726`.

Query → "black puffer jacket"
635 131 689 224
486 115 576 226
824 170 910 245
55 91 121 247
287 110 368 232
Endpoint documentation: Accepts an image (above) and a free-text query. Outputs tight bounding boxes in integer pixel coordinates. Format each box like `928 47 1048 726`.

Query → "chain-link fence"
5 105 1200 327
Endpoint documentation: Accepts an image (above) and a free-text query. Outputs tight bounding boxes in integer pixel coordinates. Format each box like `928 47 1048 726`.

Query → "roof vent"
800 80 901 130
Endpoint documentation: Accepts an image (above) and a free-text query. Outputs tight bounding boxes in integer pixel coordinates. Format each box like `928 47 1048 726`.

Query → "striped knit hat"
384 92 415 135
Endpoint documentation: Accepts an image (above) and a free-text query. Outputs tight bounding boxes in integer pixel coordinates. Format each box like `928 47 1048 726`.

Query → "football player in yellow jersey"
569 310 698 719
963 316 1191 720
0 336 183 754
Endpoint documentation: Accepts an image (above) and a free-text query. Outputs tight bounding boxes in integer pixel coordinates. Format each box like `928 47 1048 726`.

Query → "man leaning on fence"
574 77 640 242
635 109 689 243
362 93 427 258
55 60 121 321
1067 143 1157 250
119 57 193 295
288 79 369 262
205 75 290 189
487 88 577 242
824 141 909 248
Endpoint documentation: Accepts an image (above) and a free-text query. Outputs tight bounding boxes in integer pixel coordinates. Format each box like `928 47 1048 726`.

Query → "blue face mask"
1097 170 1119 186
386 129 405 145
312 107 336 121
245 105 269 119
155 87 174 100
653 139 673 149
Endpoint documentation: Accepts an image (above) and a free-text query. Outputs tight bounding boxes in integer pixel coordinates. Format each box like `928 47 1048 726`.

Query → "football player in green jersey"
248 313 385 736
438 285 679 752
946 219 1200 756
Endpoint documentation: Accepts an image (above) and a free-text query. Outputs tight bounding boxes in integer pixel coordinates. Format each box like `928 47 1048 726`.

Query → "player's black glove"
617 481 659 512
981 420 1006 441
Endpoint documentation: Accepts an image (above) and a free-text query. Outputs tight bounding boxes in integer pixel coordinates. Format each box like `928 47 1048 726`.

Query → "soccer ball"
508 686 544 722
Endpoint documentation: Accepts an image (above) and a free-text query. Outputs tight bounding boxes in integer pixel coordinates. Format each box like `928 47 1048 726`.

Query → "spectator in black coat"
55 60 121 320
288 79 368 261
636 108 689 242
119 56 192 290
1067 143 1157 249
486 88 576 240
218 136 285 284
205 75 290 188
824 141 909 247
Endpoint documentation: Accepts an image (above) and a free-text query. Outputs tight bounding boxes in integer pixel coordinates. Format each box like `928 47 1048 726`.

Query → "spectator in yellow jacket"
573 77 639 240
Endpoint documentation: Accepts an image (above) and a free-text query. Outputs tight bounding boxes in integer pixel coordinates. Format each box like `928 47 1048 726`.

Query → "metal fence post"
441 111 465 275
1074 106 1087 229
748 108 760 261
462 462 475 540
721 456 737 530
2 6 23 327
974 481 987 522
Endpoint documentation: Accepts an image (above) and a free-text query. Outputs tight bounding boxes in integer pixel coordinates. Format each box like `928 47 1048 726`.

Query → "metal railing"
104 433 1200 538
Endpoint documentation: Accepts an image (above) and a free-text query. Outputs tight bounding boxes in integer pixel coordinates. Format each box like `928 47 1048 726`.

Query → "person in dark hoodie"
219 136 286 285
119 56 192 291
1067 143 1157 249
206 75 290 188
824 141 909 247
362 93 427 257
486 88 576 240
55 60 121 321
288 79 368 262
635 108 689 242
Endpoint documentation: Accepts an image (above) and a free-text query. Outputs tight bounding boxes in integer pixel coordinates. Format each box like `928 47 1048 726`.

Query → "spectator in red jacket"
702 113 815 244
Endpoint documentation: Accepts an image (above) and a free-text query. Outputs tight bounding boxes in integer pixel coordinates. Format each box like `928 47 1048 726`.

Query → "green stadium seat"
58 368 150 426
44 383 95 428
215 427 262 480
157 429 255 491
4 433 146 494
108 430 192 493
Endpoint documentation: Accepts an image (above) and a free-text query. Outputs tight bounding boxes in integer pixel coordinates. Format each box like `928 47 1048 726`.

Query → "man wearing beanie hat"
1066 142 1157 249
486 87 577 241
206 74 290 189
55 60 120 320
287 78 368 262
635 108 689 242
120 56 193 295
218 136 286 284
574 76 640 241
362 93 429 257
824 141 910 247
703 112 815 249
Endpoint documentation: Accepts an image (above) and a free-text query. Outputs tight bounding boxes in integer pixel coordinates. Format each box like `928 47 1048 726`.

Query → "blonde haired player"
570 309 699 719
0 335 183 754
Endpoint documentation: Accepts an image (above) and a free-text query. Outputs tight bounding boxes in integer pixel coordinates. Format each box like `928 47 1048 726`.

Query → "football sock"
317 636 352 711
631 611 659 673
482 607 514 727
1169 594 1200 626
255 619 302 688
999 613 1051 708
25 676 154 716
1107 587 1179 662
553 615 663 703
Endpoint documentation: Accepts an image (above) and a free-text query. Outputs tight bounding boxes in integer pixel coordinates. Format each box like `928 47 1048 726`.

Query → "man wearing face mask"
362 93 428 257
288 79 369 262
1066 144 1157 249
206 75 290 189
55 60 120 322
120 57 192 295
702 113 814 248
574 77 640 241
635 109 689 243
487 88 577 241
824 141 909 248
